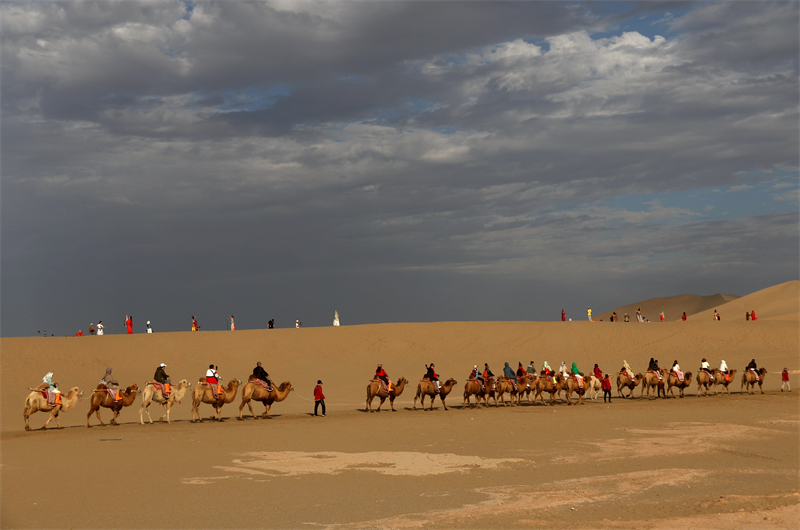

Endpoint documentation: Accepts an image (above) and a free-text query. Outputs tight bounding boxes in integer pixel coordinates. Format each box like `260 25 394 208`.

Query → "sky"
1 0 798 336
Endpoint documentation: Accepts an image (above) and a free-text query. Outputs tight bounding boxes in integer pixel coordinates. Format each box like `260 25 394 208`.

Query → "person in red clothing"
601 374 612 402
425 363 440 393
561 309 566 322
375 364 391 393
593 364 603 380
751 310 757 321
682 312 687 321
206 364 220 384
781 368 791 392
314 380 326 416
125 315 133 334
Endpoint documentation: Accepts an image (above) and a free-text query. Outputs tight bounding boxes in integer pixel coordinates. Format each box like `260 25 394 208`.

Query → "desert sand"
1 281 798 529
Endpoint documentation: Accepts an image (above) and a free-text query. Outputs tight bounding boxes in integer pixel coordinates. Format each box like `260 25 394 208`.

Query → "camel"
665 371 693 398
586 375 602 401
139 380 192 424
563 374 588 405
494 377 520 407
696 370 715 396
641 369 667 400
190 378 241 422
463 377 499 408
616 372 643 398
413 378 457 411
238 380 293 420
741 368 767 395
23 387 83 431
87 384 139 427
533 374 566 406
517 375 536 403
366 377 408 412
713 369 737 395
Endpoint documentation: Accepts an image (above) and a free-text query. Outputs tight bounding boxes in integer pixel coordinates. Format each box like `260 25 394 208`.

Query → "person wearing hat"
88 323 96 335
313 380 326 416
425 363 440 393
782 368 791 392
146 321 152 333
96 321 104 335
100 367 121 401
153 363 171 396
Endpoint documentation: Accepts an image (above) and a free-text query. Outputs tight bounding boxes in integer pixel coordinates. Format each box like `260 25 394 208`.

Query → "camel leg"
377 397 385 412
245 400 257 419
390 396 397 412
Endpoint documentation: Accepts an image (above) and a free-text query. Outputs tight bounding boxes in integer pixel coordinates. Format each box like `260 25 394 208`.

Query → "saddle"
209 383 225 398
748 369 760 381
104 387 122 401
648 370 663 381
673 371 684 383
42 390 61 406
255 379 273 391
572 375 584 389
373 379 391 394
152 382 171 399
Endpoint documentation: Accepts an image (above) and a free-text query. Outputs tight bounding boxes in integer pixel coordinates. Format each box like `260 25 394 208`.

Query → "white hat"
147 321 151 324
160 363 166 367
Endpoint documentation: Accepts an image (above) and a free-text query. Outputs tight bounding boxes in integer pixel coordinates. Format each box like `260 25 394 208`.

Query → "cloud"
1 1 797 335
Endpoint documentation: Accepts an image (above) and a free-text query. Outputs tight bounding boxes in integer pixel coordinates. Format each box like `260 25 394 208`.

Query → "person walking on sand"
561 309 566 322
230 316 235 331
314 380 326 416
781 368 791 392
88 323 95 335
296 320 302 328
602 374 612 402
746 311 751 321
146 321 152 333
587 307 593 322
659 311 665 322
682 312 687 321
713 310 719 321
751 310 757 321
624 313 630 322
96 321 104 335
125 315 133 334
192 316 199 331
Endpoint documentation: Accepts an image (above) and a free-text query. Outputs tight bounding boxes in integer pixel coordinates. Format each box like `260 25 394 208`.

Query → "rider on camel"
700 358 714 378
252 362 274 391
746 359 760 380
571 362 584 387
648 358 662 380
425 363 440 393
671 360 684 382
719 359 729 381
101 368 121 401
517 362 531 389
376 364 391 393
153 363 171 396
206 364 224 397
503 362 517 390
593 364 603 380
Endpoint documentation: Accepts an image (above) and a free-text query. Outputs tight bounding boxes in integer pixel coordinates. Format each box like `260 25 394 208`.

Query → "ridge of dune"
691 280 799 321
596 292 740 322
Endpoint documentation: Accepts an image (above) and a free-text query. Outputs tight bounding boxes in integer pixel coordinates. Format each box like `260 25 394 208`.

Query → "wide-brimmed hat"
160 363 166 367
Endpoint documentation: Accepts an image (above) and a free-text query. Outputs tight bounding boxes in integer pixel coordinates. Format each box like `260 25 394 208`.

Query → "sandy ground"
1 282 798 529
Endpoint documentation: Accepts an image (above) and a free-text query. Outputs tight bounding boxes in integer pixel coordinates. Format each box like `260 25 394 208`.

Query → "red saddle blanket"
255 379 271 390
209 384 224 397
41 390 60 406
572 376 584 389
152 383 171 398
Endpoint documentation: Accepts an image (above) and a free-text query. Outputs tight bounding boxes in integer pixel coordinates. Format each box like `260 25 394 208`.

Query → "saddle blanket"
210 384 224 396
152 382 171 398
42 390 60 406
105 388 121 400
674 372 684 382
573 376 583 389
255 379 271 390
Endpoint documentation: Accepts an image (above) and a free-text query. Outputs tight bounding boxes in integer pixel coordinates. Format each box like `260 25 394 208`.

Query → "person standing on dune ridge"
587 307 592 322
125 315 133 334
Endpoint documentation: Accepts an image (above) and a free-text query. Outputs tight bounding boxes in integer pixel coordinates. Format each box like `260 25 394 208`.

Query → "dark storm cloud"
1 1 797 336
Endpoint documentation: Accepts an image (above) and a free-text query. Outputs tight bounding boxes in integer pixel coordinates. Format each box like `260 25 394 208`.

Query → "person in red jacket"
593 364 603 380
751 310 758 321
601 374 612 402
314 380 326 416
125 315 133 334
782 368 791 392
561 309 566 322
375 365 391 392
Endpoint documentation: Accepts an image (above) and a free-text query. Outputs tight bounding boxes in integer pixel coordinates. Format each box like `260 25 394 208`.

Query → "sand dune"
596 292 739 322
1 282 798 529
690 280 800 321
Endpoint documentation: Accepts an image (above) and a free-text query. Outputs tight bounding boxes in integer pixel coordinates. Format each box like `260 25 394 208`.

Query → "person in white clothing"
146 321 152 333
559 361 568 379
96 321 104 335
296 320 301 328
333 310 340 326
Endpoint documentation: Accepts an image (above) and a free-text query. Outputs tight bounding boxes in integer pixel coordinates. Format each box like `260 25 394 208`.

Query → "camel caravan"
22 357 776 431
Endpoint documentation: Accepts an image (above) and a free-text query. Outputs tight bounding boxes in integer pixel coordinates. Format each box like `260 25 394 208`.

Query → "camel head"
67 387 84 400
125 384 139 395
397 377 409 386
446 378 457 386
178 379 192 388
